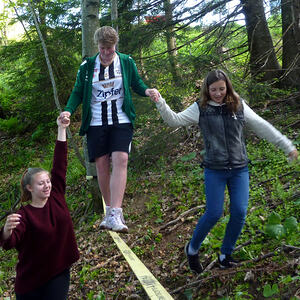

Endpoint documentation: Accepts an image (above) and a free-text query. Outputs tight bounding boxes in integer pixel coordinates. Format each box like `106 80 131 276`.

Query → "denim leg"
190 168 227 252
221 166 249 255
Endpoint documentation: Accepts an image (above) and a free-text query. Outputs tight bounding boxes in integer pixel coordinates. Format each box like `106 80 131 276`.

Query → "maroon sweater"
0 141 80 294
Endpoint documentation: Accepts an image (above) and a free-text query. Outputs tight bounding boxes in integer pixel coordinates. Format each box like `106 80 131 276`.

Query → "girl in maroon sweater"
0 115 79 299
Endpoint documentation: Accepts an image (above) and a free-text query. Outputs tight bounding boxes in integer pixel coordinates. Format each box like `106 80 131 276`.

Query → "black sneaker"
184 242 203 274
218 254 239 269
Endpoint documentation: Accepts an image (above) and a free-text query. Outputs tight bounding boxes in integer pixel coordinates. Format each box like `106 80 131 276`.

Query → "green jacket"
64 52 149 136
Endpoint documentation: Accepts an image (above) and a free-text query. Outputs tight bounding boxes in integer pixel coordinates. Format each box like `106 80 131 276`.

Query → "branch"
9 2 32 41
255 171 299 186
160 205 205 230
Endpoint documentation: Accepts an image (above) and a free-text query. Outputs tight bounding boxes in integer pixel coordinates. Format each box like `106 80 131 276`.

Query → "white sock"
105 206 110 216
188 243 198 256
219 254 226 261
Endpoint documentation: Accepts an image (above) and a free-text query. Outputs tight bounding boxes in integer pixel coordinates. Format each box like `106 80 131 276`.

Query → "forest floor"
1 94 300 300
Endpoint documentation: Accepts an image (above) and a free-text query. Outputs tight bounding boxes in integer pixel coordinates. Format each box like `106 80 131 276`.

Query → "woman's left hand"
288 149 298 161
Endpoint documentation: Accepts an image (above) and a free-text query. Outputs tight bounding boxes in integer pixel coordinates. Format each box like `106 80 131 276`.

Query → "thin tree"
163 0 181 86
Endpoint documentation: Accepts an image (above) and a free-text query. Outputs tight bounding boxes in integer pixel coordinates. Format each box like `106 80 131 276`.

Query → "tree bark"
81 0 99 59
241 0 281 81
281 0 300 89
81 0 102 213
111 0 118 34
163 0 181 85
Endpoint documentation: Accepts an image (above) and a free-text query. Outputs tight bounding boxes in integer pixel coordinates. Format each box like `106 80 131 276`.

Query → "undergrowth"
0 95 299 299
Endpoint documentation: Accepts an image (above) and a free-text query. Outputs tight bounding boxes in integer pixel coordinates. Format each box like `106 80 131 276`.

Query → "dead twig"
160 205 205 230
256 171 299 186
172 265 288 294
282 244 300 251
283 119 300 130
89 254 122 271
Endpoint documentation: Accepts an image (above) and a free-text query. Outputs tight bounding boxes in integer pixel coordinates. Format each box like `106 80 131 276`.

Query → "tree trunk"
81 0 99 59
111 0 118 34
281 0 300 89
163 0 181 86
81 0 103 213
241 0 281 81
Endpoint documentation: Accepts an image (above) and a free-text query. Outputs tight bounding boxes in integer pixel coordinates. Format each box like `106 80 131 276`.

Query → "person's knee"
230 209 247 223
205 210 223 224
112 152 128 168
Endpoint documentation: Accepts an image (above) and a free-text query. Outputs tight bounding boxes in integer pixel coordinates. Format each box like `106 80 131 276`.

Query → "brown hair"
20 168 49 202
94 26 119 46
200 70 241 112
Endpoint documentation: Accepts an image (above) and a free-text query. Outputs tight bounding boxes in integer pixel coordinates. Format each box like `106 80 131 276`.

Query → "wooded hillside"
0 0 299 299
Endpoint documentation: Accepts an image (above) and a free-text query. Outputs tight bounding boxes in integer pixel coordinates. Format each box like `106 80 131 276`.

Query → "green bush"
0 117 26 135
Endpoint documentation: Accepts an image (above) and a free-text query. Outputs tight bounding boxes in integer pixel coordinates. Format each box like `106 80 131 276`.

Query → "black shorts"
87 123 133 162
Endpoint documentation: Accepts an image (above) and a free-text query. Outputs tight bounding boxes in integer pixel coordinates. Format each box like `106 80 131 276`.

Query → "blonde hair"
20 168 49 202
94 26 119 46
200 70 241 113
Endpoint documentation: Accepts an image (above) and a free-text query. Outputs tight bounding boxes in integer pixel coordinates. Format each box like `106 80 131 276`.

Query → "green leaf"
284 216 298 233
263 284 272 297
272 283 279 294
263 283 278 297
265 224 286 239
180 152 196 162
183 288 193 300
267 212 281 225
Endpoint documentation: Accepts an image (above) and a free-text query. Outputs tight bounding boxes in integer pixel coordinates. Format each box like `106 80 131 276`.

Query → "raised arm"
57 114 70 141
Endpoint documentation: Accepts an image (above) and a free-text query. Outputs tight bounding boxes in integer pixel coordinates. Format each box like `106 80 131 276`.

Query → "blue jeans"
190 166 249 255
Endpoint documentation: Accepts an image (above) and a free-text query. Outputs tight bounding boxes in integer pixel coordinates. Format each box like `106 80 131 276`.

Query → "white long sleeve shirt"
155 97 296 156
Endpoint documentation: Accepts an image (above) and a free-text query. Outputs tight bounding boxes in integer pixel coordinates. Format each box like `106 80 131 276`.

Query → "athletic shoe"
99 206 110 230
218 253 239 269
106 208 129 233
184 242 203 274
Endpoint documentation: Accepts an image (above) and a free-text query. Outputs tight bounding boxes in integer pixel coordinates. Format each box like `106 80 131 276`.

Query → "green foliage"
265 212 298 240
0 117 26 135
263 283 279 298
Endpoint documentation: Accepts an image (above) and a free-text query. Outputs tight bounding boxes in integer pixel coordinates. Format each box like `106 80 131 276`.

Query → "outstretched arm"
288 149 298 162
243 101 297 160
155 96 199 127
145 88 160 102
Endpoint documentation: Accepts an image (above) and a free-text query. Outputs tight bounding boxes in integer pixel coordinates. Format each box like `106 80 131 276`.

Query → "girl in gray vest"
153 70 298 273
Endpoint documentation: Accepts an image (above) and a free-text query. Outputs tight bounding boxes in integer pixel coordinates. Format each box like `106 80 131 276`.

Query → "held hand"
3 214 21 240
145 88 160 103
288 149 298 162
57 113 70 128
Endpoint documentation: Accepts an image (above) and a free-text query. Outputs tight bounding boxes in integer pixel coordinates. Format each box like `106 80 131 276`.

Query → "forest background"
0 0 299 299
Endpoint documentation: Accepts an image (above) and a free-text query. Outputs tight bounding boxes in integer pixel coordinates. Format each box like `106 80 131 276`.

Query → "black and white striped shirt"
90 54 130 126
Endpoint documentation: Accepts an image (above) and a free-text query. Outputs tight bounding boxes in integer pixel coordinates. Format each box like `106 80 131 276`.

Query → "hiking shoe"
218 254 239 269
184 242 203 274
99 206 110 230
99 215 109 229
106 208 128 233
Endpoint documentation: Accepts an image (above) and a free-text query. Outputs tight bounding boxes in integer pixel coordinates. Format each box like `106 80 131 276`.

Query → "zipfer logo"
97 87 122 99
